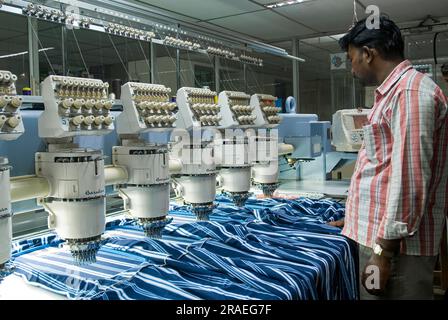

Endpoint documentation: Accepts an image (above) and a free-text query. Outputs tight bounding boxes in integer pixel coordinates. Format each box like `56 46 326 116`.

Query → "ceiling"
135 0 448 42
1 1 448 84
132 0 448 81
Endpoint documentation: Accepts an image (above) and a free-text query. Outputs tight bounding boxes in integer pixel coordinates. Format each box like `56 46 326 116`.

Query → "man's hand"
327 218 344 228
361 254 392 296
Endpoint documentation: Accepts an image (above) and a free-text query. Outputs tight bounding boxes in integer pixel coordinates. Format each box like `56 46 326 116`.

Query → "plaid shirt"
342 60 448 256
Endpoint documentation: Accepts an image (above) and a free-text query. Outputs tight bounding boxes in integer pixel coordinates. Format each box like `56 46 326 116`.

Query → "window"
179 50 215 89
246 52 293 109
66 28 151 98
33 21 152 98
219 58 245 93
299 36 365 121
153 43 178 94
0 12 29 94
36 19 63 82
406 31 448 95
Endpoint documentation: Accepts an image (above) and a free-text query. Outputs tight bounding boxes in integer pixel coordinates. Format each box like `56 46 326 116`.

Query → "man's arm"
328 219 344 228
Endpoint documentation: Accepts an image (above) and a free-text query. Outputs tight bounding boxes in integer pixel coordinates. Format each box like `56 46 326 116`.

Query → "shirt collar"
376 60 413 96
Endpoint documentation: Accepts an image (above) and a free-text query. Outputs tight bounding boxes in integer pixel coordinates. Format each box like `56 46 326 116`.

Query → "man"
442 63 448 84
442 63 448 301
332 17 448 300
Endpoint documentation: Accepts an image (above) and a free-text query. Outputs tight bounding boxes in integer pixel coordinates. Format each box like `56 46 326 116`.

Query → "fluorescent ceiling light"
265 0 313 9
286 54 306 62
331 34 346 40
0 47 54 59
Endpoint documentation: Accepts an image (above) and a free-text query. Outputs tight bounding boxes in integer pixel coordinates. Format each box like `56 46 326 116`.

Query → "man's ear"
362 46 376 64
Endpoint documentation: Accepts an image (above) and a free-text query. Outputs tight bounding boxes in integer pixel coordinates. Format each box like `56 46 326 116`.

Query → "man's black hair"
442 63 448 76
339 16 404 60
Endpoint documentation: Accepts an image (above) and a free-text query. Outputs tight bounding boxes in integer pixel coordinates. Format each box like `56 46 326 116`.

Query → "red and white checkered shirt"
342 60 448 256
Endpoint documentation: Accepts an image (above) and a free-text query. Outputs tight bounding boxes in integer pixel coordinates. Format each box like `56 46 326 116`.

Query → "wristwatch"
373 244 395 258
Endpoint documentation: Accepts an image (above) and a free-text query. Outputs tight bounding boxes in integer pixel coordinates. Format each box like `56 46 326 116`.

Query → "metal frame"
2 0 305 62
0 0 305 100
292 38 300 108
27 16 39 95
214 56 220 93
61 24 68 76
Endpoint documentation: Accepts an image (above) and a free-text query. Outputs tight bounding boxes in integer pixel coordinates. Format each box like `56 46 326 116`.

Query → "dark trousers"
358 244 437 300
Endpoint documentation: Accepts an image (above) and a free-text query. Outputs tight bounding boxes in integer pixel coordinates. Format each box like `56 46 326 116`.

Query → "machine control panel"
332 109 371 152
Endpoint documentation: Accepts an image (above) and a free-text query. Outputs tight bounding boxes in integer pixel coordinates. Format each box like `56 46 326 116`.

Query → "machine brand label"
85 189 105 196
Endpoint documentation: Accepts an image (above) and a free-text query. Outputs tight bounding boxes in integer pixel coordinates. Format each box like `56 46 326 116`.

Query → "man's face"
347 45 377 86
443 74 448 84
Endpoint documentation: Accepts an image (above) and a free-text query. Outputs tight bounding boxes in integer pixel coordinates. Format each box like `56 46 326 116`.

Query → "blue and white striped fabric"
215 195 346 224
171 195 346 234
11 196 357 300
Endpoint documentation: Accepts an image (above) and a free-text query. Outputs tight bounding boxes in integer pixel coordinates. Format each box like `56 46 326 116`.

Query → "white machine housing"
215 137 251 197
172 141 217 219
217 91 256 129
174 174 217 207
37 75 114 263
252 160 279 184
250 135 279 184
175 87 221 130
332 108 371 152
112 144 170 220
250 93 281 196
0 70 24 270
35 149 106 241
116 82 176 135
171 86 219 219
218 166 251 193
114 81 176 236
215 90 257 206
39 75 115 138
214 137 250 169
175 143 217 176
170 141 217 176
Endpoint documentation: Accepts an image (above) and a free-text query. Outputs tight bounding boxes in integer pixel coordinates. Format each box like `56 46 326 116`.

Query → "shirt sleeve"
378 89 437 240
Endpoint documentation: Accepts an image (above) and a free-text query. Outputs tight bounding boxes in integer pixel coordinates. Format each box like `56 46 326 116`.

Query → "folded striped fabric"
12 196 357 300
